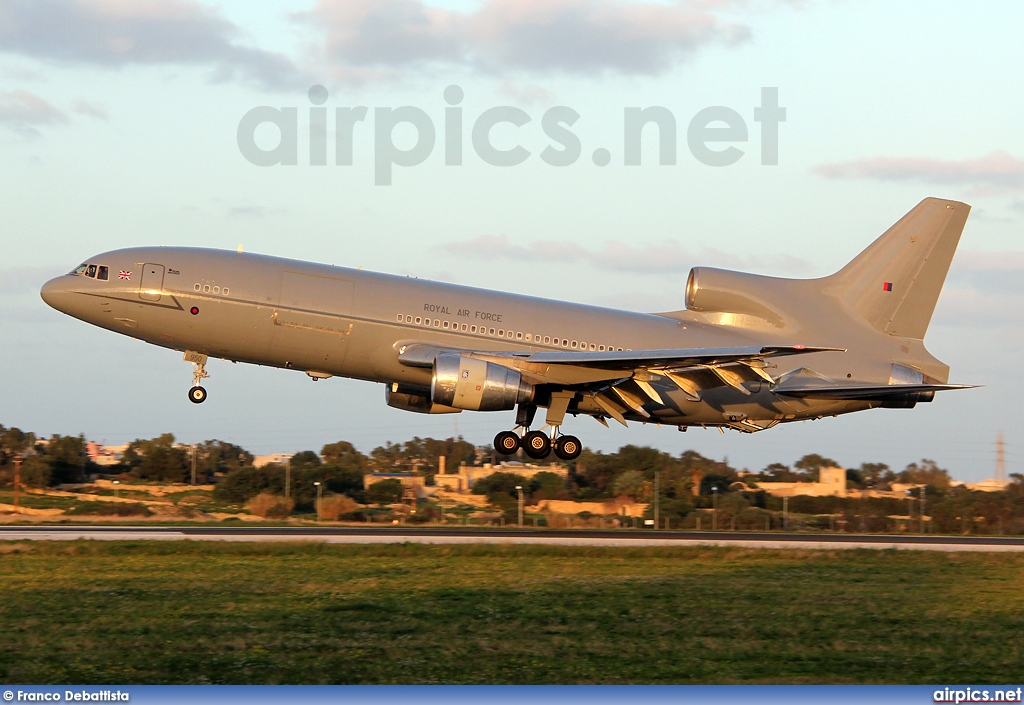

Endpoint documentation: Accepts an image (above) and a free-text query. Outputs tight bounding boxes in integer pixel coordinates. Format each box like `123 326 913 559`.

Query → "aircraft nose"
40 276 73 312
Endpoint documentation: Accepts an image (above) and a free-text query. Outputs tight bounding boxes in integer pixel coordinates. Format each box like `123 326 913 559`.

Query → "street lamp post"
113 480 120 498
285 463 291 499
782 496 789 531
313 481 322 522
515 485 524 527
712 486 718 531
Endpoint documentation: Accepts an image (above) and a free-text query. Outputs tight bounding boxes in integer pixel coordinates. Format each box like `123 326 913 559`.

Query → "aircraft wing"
772 381 976 399
509 344 844 370
397 342 846 415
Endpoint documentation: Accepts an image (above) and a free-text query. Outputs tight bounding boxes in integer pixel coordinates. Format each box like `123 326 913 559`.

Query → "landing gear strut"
491 400 583 461
184 350 209 404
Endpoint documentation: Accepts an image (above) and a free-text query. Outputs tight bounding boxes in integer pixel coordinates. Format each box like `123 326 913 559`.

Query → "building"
434 461 568 493
252 453 294 468
754 466 848 498
85 442 127 467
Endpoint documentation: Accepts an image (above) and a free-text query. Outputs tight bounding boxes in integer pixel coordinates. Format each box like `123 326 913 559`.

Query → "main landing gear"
492 399 583 462
184 350 209 404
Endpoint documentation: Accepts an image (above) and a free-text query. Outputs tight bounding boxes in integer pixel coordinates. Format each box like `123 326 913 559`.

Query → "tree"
39 434 92 484
321 441 369 473
611 470 649 501
898 459 952 491
529 471 568 501
365 478 403 504
758 462 798 482
793 454 840 480
197 440 253 477
290 451 322 470
121 434 189 482
213 465 286 504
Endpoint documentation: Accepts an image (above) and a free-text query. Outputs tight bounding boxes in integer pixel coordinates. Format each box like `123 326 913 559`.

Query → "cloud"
0 90 66 136
303 0 750 80
932 249 1024 327
0 0 303 90
227 205 288 218
443 234 813 276
0 266 65 295
71 99 107 119
814 151 1024 195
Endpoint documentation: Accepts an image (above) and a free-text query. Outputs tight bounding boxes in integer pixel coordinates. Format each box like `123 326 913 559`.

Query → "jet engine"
385 386 462 414
685 267 792 327
431 353 534 411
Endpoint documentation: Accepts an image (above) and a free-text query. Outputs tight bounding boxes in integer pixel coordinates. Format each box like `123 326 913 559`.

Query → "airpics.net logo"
236 85 786 185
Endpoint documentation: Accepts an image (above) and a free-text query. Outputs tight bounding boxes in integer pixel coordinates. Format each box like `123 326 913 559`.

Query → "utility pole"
996 431 1006 482
285 462 291 499
782 496 789 531
191 445 197 485
13 453 22 510
920 485 926 534
515 485 524 527
654 471 660 530
314 481 322 522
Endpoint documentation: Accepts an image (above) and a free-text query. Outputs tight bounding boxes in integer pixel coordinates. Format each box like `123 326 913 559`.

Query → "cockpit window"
85 264 98 278
97 265 109 281
71 263 88 276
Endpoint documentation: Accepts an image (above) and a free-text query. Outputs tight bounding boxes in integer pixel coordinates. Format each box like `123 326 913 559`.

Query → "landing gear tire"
553 435 582 461
188 386 208 404
522 430 551 460
494 431 520 455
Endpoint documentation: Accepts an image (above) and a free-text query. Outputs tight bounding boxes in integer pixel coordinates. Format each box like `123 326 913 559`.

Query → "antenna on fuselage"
237 244 244 253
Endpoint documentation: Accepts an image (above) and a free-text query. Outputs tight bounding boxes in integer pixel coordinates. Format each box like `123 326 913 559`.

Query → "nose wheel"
184 350 210 404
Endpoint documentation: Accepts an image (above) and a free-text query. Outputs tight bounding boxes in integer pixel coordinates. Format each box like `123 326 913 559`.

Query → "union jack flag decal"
118 270 132 280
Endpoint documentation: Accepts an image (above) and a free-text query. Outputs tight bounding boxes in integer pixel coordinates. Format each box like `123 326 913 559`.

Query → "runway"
2 525 1023 551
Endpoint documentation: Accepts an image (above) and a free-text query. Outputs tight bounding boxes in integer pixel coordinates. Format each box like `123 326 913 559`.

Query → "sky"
1 0 1023 481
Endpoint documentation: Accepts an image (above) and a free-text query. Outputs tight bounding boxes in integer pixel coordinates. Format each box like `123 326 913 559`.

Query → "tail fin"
825 197 970 339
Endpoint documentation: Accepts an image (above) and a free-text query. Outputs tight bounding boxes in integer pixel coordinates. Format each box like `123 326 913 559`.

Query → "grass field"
1 542 1022 684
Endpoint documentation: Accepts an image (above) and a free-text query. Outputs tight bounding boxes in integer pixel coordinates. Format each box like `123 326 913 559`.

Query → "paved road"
2 525 1023 551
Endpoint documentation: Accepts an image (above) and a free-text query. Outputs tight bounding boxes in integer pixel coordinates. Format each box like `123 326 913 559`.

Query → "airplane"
40 197 974 461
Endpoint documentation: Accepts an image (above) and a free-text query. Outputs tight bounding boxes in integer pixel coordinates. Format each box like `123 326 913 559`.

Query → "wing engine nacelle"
386 386 462 414
431 353 534 411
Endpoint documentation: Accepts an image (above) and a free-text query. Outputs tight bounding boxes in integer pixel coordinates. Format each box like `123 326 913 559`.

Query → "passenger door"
139 263 165 302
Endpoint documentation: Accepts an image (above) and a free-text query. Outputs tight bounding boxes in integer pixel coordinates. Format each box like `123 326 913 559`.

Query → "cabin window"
580 341 587 349
223 288 229 296
204 285 211 293
489 328 495 336
598 345 605 351
461 323 468 332
213 286 220 294
525 333 531 341
498 329 504 337
194 283 201 292
589 343 596 351
561 339 568 347
571 341 578 349
397 315 404 322
85 264 97 278
415 317 422 324
544 336 550 344
443 321 450 329
516 332 523 340
470 325 477 333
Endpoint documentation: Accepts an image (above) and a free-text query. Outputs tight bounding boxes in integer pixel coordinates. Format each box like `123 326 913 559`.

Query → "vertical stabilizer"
826 197 969 339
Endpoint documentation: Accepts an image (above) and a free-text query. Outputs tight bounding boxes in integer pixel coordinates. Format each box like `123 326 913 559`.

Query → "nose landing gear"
184 350 209 404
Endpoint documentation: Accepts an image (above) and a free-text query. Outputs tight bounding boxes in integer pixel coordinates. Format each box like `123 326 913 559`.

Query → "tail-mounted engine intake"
431 353 534 411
